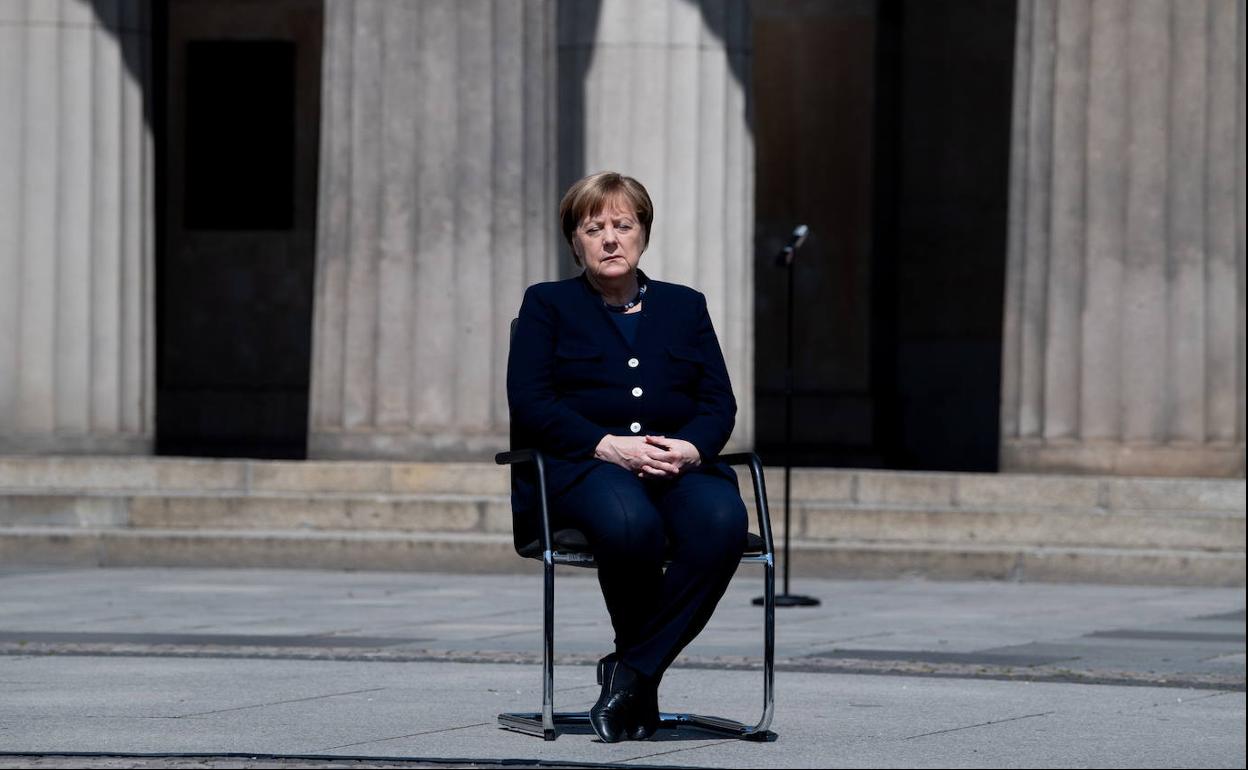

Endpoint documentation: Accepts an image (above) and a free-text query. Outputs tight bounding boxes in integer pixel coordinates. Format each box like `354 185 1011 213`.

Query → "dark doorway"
753 0 1016 471
156 0 323 459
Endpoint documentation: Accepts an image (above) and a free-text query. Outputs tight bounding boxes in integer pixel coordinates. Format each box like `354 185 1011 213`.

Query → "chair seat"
497 448 775 740
517 530 766 560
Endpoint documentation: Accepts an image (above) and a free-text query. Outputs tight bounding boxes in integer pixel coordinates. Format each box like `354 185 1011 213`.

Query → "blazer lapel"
630 278 661 354
576 271 649 352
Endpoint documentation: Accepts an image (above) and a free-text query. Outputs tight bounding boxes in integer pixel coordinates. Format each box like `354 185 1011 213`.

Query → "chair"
494 447 777 741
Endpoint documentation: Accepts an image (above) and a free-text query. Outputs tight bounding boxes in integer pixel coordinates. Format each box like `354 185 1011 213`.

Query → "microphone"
775 224 809 266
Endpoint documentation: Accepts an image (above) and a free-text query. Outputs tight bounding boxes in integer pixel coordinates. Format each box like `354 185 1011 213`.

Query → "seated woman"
507 171 748 742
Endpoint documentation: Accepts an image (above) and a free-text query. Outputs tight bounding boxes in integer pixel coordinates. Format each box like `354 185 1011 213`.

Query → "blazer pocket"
554 341 604 388
666 345 705 388
555 341 602 361
666 345 705 364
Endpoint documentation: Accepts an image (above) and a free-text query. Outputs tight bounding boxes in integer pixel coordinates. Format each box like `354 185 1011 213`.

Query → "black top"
608 310 642 345
506 272 738 548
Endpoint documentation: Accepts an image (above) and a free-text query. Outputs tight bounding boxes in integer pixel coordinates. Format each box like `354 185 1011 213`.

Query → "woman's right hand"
594 435 681 477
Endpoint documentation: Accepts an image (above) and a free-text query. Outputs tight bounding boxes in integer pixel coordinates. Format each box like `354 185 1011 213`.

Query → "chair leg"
658 555 776 741
541 552 556 739
500 553 777 742
498 552 562 740
760 554 776 733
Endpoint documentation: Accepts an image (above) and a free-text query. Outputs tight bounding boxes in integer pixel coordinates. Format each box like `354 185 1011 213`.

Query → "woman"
507 171 748 742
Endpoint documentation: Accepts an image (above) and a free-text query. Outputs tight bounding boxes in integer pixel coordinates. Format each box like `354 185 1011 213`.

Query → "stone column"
558 0 755 450
309 0 557 460
1002 0 1246 477
0 0 155 455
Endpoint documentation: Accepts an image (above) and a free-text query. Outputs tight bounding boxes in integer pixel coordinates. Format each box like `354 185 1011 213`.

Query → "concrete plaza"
0 567 1243 768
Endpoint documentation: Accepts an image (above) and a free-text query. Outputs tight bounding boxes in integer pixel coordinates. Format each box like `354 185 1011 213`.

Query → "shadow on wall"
556 0 752 230
84 0 155 130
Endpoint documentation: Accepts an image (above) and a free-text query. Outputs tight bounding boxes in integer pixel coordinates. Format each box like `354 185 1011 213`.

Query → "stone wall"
308 0 557 459
0 0 155 454
558 0 755 450
1002 0 1246 477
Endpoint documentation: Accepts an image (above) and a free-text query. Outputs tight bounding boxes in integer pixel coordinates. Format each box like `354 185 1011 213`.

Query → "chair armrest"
496 449 538 466
716 452 775 556
495 448 557 557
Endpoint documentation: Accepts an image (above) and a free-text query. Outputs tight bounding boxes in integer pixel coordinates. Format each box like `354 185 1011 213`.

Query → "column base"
0 433 153 456
1001 439 1246 478
308 430 508 462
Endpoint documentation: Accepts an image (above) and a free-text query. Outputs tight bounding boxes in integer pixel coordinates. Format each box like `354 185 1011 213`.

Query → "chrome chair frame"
495 448 777 741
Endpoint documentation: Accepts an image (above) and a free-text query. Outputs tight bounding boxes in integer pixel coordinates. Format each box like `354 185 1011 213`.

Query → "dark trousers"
550 462 748 682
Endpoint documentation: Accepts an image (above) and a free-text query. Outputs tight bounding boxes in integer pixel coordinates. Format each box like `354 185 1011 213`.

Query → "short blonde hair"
558 171 654 265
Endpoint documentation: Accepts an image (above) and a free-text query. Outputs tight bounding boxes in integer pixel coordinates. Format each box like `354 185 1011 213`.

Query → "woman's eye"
617 224 632 232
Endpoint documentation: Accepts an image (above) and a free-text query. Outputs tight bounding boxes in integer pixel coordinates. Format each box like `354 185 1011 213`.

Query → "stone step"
1 455 1242 585
2 491 1241 552
781 538 1245 587
824 470 1245 512
2 455 1242 513
797 502 1244 551
0 456 511 496
0 492 512 534
0 527 521 573
0 526 1239 587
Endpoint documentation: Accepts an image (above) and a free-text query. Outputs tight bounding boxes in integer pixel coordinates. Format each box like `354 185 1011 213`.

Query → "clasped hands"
594 434 701 479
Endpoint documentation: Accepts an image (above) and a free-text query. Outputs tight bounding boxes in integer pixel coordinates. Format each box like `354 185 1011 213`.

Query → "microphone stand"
755 226 820 608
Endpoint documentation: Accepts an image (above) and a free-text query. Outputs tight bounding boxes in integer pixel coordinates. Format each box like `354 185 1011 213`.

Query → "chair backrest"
505 316 542 555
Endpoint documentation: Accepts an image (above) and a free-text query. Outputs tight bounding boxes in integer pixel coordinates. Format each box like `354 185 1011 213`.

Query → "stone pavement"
0 567 1243 768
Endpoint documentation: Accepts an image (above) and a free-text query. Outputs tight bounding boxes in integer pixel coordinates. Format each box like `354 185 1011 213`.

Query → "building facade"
1 0 1244 478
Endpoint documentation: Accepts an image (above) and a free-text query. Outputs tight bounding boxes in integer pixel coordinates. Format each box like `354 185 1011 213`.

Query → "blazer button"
629 422 641 433
628 357 639 368
631 387 643 397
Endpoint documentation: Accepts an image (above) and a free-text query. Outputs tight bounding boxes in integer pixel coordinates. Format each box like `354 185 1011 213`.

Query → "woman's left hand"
639 436 701 478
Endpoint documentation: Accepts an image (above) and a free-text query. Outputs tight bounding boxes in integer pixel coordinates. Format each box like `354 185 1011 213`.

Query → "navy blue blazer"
506 271 738 546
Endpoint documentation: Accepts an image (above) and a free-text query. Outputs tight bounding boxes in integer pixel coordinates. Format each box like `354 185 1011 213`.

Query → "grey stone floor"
0 568 1243 768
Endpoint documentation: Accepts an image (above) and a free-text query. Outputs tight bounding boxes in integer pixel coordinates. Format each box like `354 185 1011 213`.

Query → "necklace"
602 281 647 313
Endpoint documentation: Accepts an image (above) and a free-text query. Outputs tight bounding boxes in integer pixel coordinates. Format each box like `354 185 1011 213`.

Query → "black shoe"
589 657 644 743
627 679 660 741
596 654 660 741
596 653 618 686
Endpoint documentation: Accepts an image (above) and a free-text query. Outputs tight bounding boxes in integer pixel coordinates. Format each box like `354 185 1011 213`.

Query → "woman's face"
571 200 646 283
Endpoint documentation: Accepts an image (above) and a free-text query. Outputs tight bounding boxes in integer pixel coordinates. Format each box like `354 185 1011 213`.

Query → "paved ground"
0 567 1243 768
